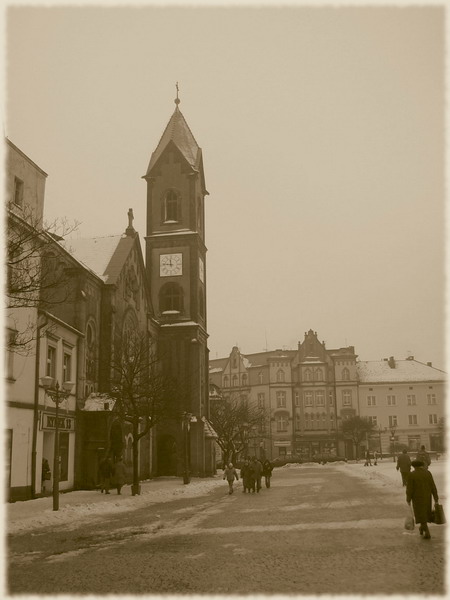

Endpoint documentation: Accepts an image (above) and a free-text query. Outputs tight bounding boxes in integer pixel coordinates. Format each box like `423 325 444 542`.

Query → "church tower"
143 88 213 477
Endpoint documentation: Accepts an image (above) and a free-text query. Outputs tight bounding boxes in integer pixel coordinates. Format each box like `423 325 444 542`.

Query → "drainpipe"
31 312 48 499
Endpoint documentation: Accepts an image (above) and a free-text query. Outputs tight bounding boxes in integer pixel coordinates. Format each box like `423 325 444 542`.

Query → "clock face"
160 253 183 277
199 257 204 283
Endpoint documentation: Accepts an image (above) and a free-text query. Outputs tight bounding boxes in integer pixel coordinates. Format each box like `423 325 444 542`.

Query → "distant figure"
113 456 126 495
406 459 439 539
364 449 372 467
240 459 251 493
416 445 431 470
373 450 379 466
98 456 113 494
396 449 412 487
223 463 239 495
262 459 273 488
41 458 51 493
251 456 263 493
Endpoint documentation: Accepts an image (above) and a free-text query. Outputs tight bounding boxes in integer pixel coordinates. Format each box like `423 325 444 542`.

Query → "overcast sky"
5 2 447 369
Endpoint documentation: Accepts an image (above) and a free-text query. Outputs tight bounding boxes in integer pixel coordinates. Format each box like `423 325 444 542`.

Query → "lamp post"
240 422 249 460
182 412 192 485
390 426 397 463
40 377 74 511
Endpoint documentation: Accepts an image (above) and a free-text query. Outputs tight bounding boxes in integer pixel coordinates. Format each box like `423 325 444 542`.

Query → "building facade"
209 331 445 461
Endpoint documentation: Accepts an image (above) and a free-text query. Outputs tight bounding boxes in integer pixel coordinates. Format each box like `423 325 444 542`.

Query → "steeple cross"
175 81 180 106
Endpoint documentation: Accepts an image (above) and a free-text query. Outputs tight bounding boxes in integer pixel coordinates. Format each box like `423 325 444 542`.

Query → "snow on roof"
62 235 124 282
83 393 116 412
242 357 251 369
209 367 223 374
357 360 446 383
202 417 218 439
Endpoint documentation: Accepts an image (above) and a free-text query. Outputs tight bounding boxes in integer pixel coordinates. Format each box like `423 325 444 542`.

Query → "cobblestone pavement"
7 464 446 595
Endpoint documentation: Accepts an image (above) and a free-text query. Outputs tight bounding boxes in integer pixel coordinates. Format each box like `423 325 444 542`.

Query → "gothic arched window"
276 369 285 383
161 190 181 223
159 282 183 313
342 368 350 381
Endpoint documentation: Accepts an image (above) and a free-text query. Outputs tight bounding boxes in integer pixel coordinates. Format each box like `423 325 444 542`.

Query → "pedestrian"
247 459 256 493
416 445 431 470
406 459 439 539
41 458 51 493
262 459 273 488
98 455 113 494
240 459 251 493
113 456 126 495
364 449 372 467
396 449 412 487
251 456 263 493
223 462 239 494
373 450 379 466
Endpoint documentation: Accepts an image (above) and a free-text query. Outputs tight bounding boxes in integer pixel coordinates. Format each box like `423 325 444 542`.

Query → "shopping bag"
404 505 415 530
434 502 446 525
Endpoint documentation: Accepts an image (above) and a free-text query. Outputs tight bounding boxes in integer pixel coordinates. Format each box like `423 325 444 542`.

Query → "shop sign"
40 412 75 431
274 441 290 447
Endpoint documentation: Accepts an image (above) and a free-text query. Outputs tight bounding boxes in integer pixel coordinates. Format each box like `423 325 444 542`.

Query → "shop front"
293 437 337 461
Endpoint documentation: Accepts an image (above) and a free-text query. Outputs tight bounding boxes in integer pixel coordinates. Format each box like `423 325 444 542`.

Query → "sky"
4 1 447 370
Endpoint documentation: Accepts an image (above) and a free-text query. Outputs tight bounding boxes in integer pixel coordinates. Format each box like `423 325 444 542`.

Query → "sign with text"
41 412 75 432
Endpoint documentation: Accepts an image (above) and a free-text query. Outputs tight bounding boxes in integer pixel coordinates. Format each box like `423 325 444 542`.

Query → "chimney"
388 356 396 369
427 362 432 367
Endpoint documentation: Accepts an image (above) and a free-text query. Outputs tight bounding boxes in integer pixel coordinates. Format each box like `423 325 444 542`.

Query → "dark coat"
262 461 273 477
396 453 412 473
113 460 126 485
240 464 254 486
415 450 431 468
99 458 114 478
406 467 438 524
252 460 263 477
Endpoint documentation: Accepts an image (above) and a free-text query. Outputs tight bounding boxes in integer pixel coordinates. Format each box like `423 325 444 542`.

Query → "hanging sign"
40 412 75 432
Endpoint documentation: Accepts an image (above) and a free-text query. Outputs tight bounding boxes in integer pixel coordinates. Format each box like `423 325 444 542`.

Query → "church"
5 92 217 501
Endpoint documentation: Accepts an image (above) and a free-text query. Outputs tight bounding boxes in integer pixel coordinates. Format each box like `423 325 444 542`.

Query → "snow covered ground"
6 459 447 535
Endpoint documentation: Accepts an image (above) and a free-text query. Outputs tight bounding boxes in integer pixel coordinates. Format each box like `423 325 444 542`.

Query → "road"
8 464 445 595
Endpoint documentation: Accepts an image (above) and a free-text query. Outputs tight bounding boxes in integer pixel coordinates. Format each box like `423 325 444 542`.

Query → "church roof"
145 107 201 175
62 233 135 285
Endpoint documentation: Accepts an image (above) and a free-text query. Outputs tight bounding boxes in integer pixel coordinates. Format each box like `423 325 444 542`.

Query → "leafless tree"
6 205 78 353
209 391 267 467
110 331 182 493
341 415 375 460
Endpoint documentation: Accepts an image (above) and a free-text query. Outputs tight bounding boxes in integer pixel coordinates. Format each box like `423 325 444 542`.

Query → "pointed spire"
175 81 180 107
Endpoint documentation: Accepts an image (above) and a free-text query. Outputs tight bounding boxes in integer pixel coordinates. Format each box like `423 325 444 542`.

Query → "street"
8 463 445 595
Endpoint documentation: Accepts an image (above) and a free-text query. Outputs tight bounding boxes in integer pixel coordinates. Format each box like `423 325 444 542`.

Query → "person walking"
364 449 372 467
262 459 273 488
98 455 113 494
396 449 412 487
251 457 263 493
416 445 431 470
240 459 251 493
113 456 126 495
223 463 239 494
373 450 379 466
406 459 439 539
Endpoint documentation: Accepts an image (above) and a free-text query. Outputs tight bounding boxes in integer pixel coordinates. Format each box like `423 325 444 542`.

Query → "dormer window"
161 189 182 223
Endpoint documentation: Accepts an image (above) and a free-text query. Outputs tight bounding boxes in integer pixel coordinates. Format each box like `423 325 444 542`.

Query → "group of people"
98 455 126 495
397 445 440 540
223 457 273 495
364 450 380 466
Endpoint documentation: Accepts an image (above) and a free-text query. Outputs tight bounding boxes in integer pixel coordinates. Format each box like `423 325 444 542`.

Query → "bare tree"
341 415 375 460
209 391 267 467
6 205 78 353
110 331 182 494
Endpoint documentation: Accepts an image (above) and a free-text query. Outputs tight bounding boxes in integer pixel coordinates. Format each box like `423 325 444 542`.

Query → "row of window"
368 414 441 427
46 344 73 383
275 413 336 432
367 394 437 406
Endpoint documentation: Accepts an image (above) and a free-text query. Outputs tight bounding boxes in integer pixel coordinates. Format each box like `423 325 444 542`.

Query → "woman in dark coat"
406 460 439 539
113 457 126 495
262 460 273 488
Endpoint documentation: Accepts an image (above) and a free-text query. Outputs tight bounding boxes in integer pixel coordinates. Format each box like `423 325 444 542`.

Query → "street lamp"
182 412 192 485
40 377 74 511
390 426 397 463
